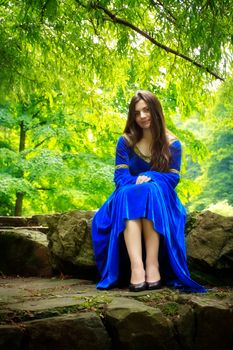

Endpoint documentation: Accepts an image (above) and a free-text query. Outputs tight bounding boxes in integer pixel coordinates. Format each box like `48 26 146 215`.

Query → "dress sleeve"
140 140 182 189
114 136 137 188
169 140 182 173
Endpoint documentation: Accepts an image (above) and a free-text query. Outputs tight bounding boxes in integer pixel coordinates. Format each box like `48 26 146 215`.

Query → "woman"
92 90 206 293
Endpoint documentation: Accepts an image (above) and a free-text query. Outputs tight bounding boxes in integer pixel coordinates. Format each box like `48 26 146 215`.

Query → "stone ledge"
0 277 232 350
1 210 233 285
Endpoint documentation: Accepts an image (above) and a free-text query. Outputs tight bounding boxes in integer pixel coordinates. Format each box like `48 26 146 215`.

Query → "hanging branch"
150 0 177 24
77 1 224 81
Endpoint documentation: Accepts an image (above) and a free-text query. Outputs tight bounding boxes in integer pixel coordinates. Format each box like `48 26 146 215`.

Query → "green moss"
133 289 180 307
0 295 113 325
76 295 112 310
134 293 163 303
159 302 179 317
205 290 233 300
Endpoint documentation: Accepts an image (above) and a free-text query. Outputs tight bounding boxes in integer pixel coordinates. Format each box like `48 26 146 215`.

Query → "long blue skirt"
92 177 207 293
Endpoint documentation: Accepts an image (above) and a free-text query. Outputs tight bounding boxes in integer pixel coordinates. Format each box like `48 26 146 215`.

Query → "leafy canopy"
0 0 232 214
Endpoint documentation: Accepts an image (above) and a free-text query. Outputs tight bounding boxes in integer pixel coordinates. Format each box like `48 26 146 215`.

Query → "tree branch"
31 110 40 119
15 70 38 82
150 0 177 24
84 1 224 81
35 187 55 191
34 136 53 148
87 17 112 53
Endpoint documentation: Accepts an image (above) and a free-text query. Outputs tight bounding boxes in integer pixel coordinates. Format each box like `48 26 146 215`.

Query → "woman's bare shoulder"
122 133 133 146
166 130 179 145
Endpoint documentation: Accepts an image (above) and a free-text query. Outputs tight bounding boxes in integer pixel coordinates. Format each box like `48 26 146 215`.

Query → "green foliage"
160 302 179 317
0 97 120 214
188 79 233 213
0 0 232 214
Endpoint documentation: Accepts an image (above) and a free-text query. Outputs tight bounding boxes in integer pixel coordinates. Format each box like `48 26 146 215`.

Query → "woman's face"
135 99 151 129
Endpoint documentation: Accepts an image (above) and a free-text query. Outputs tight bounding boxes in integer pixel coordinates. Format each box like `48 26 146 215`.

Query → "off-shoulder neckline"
121 134 179 145
121 136 180 163
169 138 180 145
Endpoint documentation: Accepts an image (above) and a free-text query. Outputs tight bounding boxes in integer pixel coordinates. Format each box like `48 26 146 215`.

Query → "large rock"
173 304 195 350
186 296 233 350
45 210 97 277
46 210 233 285
0 216 39 227
105 297 179 350
0 325 24 350
0 313 111 350
0 229 52 277
25 312 111 350
186 211 233 285
1 210 233 286
0 277 232 350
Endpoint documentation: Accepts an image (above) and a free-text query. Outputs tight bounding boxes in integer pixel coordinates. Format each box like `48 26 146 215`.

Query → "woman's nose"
140 111 147 119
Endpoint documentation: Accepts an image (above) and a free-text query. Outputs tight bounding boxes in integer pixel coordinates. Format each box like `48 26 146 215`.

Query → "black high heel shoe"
146 280 162 290
129 281 147 292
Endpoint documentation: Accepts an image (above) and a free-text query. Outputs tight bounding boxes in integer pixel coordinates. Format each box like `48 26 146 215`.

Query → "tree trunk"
14 121 26 216
14 192 24 216
19 121 26 152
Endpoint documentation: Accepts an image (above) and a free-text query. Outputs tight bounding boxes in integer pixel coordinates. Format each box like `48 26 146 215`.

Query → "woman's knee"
142 218 153 230
125 219 142 230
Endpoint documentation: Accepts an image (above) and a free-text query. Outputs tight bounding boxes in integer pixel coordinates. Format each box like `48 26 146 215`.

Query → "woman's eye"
135 108 149 116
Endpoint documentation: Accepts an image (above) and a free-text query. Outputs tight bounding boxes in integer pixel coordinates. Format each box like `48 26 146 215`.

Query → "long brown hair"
123 90 171 172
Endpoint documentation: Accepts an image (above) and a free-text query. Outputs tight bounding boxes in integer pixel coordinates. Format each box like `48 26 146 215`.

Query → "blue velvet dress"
92 135 207 292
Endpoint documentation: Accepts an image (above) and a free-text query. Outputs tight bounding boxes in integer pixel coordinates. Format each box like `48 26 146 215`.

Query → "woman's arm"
114 136 137 188
169 140 182 173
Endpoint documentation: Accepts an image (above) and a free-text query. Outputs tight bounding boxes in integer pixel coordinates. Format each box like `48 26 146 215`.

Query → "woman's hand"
136 175 151 184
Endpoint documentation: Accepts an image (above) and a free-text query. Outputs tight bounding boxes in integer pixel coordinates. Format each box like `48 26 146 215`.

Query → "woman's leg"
142 218 161 282
124 219 145 284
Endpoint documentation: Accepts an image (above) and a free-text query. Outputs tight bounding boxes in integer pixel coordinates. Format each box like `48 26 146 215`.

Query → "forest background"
0 0 232 217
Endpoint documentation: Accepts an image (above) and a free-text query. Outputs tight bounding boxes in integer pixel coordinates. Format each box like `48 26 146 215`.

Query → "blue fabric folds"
92 136 207 292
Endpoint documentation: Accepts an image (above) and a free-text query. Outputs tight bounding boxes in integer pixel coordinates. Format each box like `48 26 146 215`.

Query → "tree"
0 0 232 214
188 78 233 211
